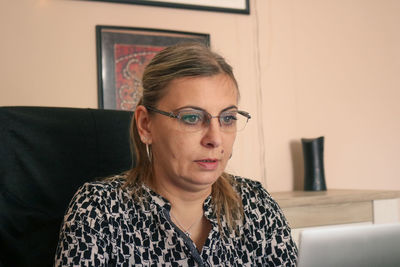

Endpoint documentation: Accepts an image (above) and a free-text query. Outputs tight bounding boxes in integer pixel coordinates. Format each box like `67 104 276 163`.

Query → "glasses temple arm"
145 106 178 119
238 110 251 119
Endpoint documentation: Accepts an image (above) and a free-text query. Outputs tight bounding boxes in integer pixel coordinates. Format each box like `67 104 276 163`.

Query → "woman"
55 42 298 266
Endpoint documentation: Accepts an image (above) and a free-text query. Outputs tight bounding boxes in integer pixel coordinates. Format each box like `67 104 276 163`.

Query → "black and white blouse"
55 175 298 266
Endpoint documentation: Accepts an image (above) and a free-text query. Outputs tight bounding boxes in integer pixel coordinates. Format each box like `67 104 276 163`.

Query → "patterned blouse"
55 175 298 266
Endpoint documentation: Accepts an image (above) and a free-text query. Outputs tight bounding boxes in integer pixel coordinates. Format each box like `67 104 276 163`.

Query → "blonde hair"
126 42 243 232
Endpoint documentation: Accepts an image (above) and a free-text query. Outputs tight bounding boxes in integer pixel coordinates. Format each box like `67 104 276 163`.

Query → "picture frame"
96 25 210 110
87 0 249 14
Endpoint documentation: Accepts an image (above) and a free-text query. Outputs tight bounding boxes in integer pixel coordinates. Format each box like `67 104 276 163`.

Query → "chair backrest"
0 106 134 267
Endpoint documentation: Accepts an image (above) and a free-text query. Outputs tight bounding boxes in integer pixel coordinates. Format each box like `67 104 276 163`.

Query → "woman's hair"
126 42 243 232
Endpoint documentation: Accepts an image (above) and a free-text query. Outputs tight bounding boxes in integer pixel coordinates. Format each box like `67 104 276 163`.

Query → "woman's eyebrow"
221 105 239 112
174 105 204 112
174 105 238 113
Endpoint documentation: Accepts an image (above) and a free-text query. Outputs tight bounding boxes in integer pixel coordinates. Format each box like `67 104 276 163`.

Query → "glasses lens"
177 109 205 132
219 111 237 132
175 109 250 132
220 111 248 132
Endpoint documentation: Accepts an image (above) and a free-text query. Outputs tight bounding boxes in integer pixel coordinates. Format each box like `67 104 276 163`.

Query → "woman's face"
149 74 238 193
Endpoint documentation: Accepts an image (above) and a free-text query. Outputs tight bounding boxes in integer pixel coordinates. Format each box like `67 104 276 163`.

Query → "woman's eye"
180 114 202 125
221 114 237 125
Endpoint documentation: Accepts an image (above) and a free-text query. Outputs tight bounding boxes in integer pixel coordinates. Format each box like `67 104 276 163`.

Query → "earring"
146 144 152 162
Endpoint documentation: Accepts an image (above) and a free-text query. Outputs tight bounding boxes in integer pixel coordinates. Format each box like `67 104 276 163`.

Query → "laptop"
297 223 400 267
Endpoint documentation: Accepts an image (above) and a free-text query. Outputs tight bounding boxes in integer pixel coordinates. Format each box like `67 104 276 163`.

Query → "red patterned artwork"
97 26 209 110
114 44 164 111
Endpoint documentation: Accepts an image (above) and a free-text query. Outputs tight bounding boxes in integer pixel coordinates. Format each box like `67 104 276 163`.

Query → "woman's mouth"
195 159 219 170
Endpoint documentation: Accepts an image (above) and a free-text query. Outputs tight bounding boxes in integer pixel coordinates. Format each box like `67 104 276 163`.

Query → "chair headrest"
0 106 134 267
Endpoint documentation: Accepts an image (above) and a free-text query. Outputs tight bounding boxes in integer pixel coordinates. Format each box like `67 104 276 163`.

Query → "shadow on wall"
290 140 304 190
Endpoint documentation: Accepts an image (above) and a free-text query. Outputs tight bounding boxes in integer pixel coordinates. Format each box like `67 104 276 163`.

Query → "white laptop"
297 223 400 267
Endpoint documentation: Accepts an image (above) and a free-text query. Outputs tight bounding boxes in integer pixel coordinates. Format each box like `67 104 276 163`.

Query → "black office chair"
0 106 134 267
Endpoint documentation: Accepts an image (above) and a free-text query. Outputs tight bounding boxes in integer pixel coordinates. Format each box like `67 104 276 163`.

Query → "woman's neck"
150 174 212 209
149 176 213 250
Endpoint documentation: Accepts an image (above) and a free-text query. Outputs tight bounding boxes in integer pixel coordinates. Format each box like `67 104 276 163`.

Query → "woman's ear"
135 105 152 144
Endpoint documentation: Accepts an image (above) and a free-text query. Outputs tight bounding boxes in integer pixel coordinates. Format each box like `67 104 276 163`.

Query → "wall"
1 0 399 192
261 0 400 191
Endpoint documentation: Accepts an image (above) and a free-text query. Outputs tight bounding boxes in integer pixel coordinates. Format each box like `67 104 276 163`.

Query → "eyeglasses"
145 106 251 133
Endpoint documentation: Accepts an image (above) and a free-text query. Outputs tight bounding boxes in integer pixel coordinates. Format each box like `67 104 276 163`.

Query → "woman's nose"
201 118 222 148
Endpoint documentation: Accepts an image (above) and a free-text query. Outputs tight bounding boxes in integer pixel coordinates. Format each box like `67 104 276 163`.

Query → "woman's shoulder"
231 175 269 197
80 173 127 189
67 174 131 215
230 175 280 212
75 174 128 197
231 175 262 186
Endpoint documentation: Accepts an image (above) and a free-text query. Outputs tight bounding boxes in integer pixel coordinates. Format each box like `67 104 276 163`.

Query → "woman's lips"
194 159 219 170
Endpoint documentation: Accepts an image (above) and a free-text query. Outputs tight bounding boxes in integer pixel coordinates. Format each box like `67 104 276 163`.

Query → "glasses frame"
145 105 251 132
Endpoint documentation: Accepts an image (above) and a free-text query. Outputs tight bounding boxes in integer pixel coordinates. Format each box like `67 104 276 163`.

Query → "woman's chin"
186 172 222 188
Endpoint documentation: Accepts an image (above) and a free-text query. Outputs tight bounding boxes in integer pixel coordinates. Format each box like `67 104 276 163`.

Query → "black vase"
301 136 327 191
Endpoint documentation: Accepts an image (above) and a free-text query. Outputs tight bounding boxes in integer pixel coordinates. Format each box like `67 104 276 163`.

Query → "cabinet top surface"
270 189 400 208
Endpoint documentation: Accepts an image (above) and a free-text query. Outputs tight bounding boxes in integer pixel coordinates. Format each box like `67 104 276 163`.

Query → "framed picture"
87 0 249 14
96 25 210 110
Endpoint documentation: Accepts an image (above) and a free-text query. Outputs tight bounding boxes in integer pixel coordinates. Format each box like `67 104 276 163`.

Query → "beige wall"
1 0 399 192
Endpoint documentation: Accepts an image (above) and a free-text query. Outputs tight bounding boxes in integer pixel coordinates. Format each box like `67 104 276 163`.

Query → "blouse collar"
140 183 218 224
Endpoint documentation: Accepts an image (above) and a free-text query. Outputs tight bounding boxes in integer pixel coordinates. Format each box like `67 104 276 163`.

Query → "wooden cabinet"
271 190 400 244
